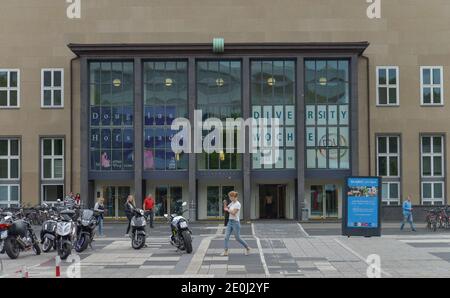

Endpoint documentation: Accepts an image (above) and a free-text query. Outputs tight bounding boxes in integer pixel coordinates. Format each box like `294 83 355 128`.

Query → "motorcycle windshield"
82 210 94 220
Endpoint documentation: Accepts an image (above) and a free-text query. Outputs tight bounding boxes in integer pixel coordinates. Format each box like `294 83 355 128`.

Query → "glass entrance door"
310 184 339 218
207 185 235 218
259 184 286 219
102 186 131 219
155 186 183 217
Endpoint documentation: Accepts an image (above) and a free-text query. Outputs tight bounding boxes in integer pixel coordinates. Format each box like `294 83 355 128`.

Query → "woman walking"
94 197 105 237
223 191 251 256
124 195 136 236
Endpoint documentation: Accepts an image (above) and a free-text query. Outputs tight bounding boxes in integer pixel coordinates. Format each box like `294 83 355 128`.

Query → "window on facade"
376 67 399 105
197 61 242 170
377 136 400 205
41 184 64 204
0 139 19 180
421 67 443 105
305 60 350 169
0 69 19 107
89 61 134 171
41 138 64 180
0 184 20 208
421 135 444 205
41 69 64 107
143 61 188 170
251 60 295 169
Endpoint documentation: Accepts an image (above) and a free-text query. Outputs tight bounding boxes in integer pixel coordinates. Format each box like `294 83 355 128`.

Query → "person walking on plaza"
124 195 136 236
401 195 416 232
143 194 155 228
223 191 251 256
94 197 105 237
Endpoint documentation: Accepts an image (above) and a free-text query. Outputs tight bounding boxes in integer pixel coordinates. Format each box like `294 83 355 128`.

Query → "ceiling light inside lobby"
216 78 225 87
165 78 174 87
267 77 276 86
113 79 121 87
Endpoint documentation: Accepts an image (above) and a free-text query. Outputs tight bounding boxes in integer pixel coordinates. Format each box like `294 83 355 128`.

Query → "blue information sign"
342 176 382 237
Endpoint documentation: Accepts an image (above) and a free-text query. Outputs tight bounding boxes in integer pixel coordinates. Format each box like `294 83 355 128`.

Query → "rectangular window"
381 182 400 206
305 59 350 169
41 69 64 107
0 184 20 208
377 136 401 205
41 184 64 204
376 66 399 106
0 69 20 108
421 66 443 105
143 61 188 171
421 135 445 205
89 61 134 171
0 139 20 180
41 138 64 180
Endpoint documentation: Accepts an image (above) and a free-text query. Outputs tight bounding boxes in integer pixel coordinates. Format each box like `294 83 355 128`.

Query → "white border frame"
41 138 65 180
420 66 444 106
0 69 20 108
376 66 400 106
381 181 400 206
41 68 64 108
420 135 444 178
376 136 400 178
421 181 444 205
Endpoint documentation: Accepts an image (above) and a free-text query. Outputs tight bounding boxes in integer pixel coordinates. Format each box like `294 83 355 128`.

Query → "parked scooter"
40 213 58 253
55 209 77 260
0 212 14 254
130 206 147 249
2 215 41 259
75 209 103 252
164 202 193 254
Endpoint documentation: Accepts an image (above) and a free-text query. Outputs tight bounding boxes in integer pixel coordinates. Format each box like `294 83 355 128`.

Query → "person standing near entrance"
124 195 136 236
94 197 105 237
143 194 155 228
223 191 251 256
400 195 416 232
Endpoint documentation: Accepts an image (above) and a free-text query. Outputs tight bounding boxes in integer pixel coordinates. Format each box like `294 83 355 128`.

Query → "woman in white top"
223 191 251 256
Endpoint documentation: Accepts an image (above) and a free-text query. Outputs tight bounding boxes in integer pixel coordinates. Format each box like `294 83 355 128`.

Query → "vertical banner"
342 176 382 237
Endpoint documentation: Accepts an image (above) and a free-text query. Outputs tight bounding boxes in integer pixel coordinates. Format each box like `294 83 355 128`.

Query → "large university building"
0 0 448 220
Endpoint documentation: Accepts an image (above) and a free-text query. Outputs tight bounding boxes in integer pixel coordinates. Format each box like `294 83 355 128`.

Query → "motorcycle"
164 201 193 254
56 209 77 260
75 209 102 253
40 213 58 253
130 207 147 249
0 212 14 254
3 215 41 259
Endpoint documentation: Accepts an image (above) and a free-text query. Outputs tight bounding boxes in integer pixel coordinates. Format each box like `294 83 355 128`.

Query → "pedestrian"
75 193 81 206
223 198 230 227
223 191 251 256
94 197 105 237
124 195 136 236
401 195 416 232
143 194 155 228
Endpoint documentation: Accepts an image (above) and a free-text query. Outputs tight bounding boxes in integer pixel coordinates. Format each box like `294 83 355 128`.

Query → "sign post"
342 176 382 237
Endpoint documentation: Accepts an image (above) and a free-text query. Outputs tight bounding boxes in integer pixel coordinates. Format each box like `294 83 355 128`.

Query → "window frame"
421 181 444 205
41 68 64 108
376 66 400 106
420 66 444 106
0 184 20 208
420 135 444 178
0 138 20 181
41 183 65 205
381 181 400 206
0 69 20 108
41 138 65 180
376 135 400 178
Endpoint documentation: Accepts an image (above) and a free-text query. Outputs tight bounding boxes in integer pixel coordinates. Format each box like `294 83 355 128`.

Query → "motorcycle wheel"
33 242 41 255
59 243 72 260
4 238 20 260
181 231 193 254
131 234 145 250
42 238 53 253
75 235 89 253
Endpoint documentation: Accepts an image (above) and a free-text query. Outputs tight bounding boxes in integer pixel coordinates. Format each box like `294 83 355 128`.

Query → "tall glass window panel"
144 61 188 171
197 61 242 170
89 61 134 171
305 60 350 169
251 60 295 169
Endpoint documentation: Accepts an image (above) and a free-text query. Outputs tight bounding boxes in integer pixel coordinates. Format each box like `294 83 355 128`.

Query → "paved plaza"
1 221 450 278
